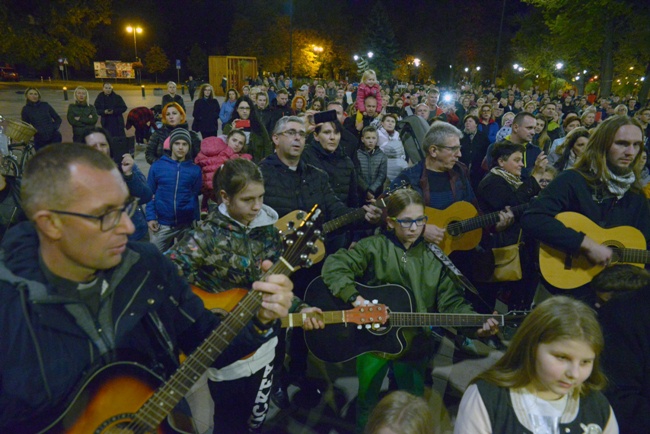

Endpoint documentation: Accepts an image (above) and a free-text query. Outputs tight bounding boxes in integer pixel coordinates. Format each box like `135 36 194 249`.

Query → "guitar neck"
135 261 293 428
323 208 365 234
453 203 527 234
616 248 650 264
389 312 504 327
281 311 346 328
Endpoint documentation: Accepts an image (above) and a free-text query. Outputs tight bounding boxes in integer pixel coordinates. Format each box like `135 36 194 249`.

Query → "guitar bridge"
564 253 573 270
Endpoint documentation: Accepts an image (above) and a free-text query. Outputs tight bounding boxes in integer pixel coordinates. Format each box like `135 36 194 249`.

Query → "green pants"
355 353 428 432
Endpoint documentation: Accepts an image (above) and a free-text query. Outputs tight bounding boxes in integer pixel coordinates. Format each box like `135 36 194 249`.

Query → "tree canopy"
0 0 111 70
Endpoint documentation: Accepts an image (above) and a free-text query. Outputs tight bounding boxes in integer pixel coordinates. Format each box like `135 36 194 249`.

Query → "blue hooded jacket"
146 155 202 226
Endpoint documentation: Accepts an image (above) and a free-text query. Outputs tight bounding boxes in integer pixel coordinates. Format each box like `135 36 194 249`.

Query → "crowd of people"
1 71 650 434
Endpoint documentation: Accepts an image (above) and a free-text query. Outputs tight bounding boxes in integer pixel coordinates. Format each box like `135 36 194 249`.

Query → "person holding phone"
223 96 273 163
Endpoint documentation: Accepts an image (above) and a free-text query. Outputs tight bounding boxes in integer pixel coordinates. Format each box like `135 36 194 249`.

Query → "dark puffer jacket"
301 141 360 208
94 91 127 138
21 100 62 146
145 155 202 226
259 153 351 221
145 123 201 165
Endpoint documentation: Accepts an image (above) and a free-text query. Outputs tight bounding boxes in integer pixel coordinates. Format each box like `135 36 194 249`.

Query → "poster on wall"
94 61 134 79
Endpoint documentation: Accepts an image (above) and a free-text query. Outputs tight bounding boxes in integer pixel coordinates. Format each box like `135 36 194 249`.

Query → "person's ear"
219 190 230 205
32 211 64 241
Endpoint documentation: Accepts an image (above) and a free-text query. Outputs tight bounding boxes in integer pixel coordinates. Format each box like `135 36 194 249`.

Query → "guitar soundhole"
447 221 461 237
96 413 147 433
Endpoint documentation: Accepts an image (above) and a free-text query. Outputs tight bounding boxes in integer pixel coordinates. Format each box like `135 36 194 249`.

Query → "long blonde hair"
473 296 607 397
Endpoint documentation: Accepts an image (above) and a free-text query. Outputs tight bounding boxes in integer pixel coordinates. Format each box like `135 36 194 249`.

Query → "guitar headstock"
346 303 389 329
502 310 530 324
375 181 410 209
280 205 324 270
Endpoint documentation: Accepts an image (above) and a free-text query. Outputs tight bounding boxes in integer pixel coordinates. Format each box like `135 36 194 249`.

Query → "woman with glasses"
322 188 499 432
476 142 547 310
83 126 152 241
223 96 273 163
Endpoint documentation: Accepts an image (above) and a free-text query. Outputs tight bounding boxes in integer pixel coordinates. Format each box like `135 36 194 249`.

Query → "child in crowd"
590 264 650 309
146 128 202 252
195 129 252 212
455 296 618 434
356 69 383 123
364 391 434 434
357 126 387 202
322 188 499 432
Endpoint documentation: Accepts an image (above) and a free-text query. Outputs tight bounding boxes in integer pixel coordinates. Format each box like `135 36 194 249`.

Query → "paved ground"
0 81 504 434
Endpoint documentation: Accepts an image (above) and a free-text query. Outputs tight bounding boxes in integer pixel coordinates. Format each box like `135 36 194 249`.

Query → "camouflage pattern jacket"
167 203 282 292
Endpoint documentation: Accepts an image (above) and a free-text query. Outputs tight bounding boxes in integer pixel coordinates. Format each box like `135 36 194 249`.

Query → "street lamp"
413 58 421 68
126 26 143 84
126 26 143 60
555 62 564 70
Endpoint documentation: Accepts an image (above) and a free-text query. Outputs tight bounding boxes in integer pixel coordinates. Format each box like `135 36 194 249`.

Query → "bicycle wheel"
1 156 19 177
18 142 35 172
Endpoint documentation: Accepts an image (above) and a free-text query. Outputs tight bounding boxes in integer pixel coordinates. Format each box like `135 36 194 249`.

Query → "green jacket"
66 103 98 141
322 233 474 315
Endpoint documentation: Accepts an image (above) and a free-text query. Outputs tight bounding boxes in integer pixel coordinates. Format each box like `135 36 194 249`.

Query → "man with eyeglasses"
260 116 381 407
0 143 294 431
391 122 513 247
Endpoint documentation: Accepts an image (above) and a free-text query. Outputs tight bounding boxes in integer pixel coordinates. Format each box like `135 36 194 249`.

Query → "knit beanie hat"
169 128 191 146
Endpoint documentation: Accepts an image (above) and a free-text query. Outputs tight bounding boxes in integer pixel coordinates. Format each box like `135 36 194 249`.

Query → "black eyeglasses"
390 216 428 229
49 197 139 232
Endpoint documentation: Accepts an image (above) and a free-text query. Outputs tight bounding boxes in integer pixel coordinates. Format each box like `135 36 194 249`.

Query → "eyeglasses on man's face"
279 129 308 139
48 197 139 232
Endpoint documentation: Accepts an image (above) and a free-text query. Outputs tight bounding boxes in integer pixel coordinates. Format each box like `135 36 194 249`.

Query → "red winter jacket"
195 136 253 191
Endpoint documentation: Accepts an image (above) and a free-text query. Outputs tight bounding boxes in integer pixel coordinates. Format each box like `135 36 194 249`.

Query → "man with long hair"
521 115 650 297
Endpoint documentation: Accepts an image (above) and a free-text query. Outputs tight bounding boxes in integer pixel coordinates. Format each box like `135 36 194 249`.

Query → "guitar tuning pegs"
363 300 370 305
296 211 306 220
300 254 308 261
373 323 380 329
372 299 378 304
286 239 294 245
365 324 371 329
314 229 322 236
357 325 363 330
296 231 304 237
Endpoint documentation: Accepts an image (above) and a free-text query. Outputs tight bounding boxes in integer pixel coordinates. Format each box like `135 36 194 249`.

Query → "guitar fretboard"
448 203 527 235
390 312 504 327
281 311 346 327
323 208 365 234
615 248 650 264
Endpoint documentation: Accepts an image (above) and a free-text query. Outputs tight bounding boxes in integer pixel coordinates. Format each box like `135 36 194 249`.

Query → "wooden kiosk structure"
208 56 258 96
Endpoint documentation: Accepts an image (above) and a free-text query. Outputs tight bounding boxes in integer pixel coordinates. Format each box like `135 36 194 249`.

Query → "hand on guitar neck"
254 260 295 325
580 236 613 267
423 206 515 245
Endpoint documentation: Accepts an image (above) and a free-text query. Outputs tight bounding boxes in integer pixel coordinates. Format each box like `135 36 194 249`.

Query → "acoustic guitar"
539 211 649 289
424 201 527 255
302 277 527 363
30 206 324 434
193 286 384 329
275 182 408 264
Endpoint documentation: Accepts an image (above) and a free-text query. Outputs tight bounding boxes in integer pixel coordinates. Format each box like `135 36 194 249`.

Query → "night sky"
100 0 531 80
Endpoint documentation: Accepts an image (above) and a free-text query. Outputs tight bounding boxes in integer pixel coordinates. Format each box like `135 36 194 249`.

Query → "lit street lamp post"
126 26 143 83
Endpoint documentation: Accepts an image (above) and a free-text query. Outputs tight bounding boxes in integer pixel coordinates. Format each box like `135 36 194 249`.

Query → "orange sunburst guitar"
192 286 385 329
30 206 324 434
539 212 650 289
424 201 528 255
